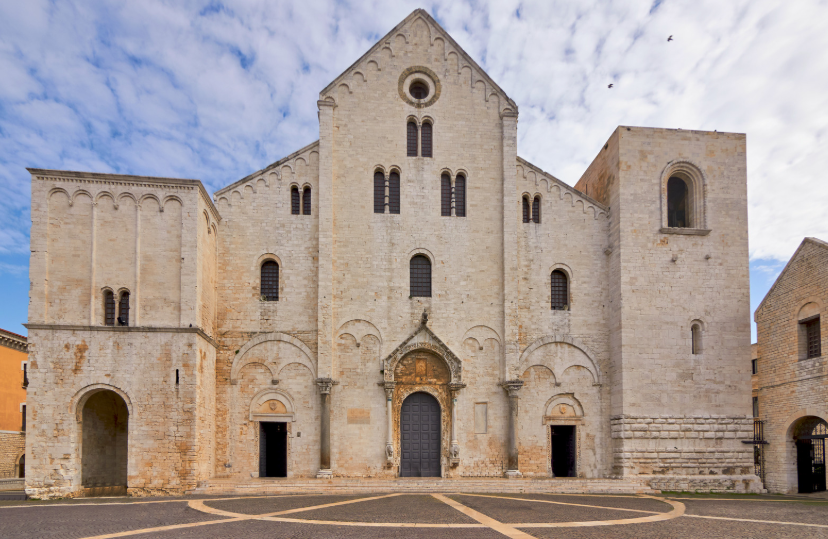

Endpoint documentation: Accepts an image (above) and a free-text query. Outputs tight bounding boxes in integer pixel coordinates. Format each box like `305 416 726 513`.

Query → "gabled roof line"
516 156 609 212
320 9 517 111
755 237 828 316
213 140 319 198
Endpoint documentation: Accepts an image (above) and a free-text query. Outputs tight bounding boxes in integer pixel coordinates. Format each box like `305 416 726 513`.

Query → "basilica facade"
24 10 759 498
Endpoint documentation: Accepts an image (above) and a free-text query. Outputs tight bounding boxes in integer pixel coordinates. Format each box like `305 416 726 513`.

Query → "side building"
0 329 27 481
755 237 828 494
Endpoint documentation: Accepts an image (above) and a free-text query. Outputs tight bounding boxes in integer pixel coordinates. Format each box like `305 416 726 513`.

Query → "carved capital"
449 382 466 398
501 380 524 397
316 377 337 394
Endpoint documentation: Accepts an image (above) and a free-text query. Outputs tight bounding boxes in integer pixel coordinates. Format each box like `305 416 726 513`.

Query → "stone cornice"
24 324 217 348
28 168 221 223
0 328 27 353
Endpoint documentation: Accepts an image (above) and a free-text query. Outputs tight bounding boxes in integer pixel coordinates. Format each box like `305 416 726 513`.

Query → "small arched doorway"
16 454 24 478
81 390 129 491
400 392 441 477
793 416 827 493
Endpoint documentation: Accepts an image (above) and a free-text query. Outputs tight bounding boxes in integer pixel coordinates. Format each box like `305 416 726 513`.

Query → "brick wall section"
0 432 25 478
754 238 828 493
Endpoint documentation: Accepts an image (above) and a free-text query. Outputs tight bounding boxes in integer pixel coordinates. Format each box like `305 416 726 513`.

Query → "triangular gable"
755 237 828 317
320 9 517 113
517 156 609 220
382 312 463 385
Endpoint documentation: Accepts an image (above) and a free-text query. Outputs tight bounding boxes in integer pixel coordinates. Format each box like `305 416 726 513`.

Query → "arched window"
407 121 418 157
441 174 451 216
261 260 279 301
104 290 115 326
532 196 540 223
455 174 466 217
410 255 431 297
550 270 568 310
374 170 385 214
421 122 432 158
302 187 311 215
691 323 703 354
389 171 400 214
117 291 130 326
291 186 300 215
522 197 530 223
667 177 689 228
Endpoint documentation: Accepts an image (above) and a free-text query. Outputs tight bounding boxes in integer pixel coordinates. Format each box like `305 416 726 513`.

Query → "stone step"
191 477 655 495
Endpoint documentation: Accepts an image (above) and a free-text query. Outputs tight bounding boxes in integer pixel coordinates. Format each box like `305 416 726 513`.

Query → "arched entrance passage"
81 390 129 490
793 416 827 493
400 392 441 477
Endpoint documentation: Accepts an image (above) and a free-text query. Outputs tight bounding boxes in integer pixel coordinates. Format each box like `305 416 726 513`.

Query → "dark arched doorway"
794 416 827 493
17 454 25 478
400 392 441 477
81 390 129 492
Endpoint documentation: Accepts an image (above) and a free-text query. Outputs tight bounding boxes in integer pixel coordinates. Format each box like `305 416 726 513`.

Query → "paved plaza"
1 492 827 538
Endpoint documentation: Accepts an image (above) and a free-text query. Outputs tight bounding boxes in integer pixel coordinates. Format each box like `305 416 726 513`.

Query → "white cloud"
0 0 826 265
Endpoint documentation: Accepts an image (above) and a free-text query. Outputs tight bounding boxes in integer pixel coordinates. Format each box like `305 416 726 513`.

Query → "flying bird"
608 83 613 88
667 35 673 41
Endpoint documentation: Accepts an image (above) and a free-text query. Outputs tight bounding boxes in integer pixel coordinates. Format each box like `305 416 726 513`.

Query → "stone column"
316 378 335 478
449 383 464 466
502 380 524 477
500 110 520 380
383 382 395 464
316 99 335 379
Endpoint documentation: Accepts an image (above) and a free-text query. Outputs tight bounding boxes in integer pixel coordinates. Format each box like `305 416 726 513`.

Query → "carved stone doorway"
400 392 441 477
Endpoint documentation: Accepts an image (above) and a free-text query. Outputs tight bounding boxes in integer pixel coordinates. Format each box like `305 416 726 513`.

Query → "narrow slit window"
550 271 568 310
455 174 466 217
522 197 530 223
21 404 26 432
667 177 689 228
389 171 400 214
302 187 311 215
291 186 300 215
117 292 130 326
407 121 418 157
175 369 180 385
804 317 821 359
410 255 432 297
691 324 702 354
532 196 540 223
104 290 116 326
441 174 451 216
261 260 279 301
421 122 432 158
374 171 385 213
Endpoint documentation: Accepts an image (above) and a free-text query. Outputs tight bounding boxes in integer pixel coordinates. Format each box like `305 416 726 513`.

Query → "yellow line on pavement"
77 517 248 539
432 493 537 539
457 492 664 514
508 495 686 528
684 514 828 528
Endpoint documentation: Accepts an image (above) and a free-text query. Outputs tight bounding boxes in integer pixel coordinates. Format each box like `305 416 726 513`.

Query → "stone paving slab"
291 494 479 524
203 494 373 515
681 498 828 526
0 501 228 539
448 494 657 524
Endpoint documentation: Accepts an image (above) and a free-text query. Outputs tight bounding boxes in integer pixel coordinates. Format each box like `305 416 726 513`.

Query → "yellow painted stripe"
432 493 537 539
685 514 828 528
457 492 663 514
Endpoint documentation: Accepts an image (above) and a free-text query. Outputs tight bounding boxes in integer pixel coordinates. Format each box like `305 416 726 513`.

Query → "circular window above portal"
399 66 441 108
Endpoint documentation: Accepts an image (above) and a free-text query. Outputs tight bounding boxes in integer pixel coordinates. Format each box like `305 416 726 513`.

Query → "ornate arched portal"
792 416 828 493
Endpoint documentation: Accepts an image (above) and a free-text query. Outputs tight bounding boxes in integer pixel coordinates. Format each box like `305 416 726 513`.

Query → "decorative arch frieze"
517 334 602 385
230 332 316 384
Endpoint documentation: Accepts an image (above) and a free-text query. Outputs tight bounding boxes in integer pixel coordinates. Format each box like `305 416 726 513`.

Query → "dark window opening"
291 186 300 215
302 187 311 215
455 175 466 217
407 121 418 157
22 363 28 389
751 358 758 375
667 176 689 228
389 171 400 214
104 290 116 326
532 196 540 223
21 404 26 432
410 255 432 297
421 122 432 158
175 369 179 385
17 454 24 478
691 324 702 354
441 174 451 217
522 197 530 223
752 396 759 418
117 292 130 326
261 261 279 301
551 270 568 310
410 81 429 100
374 171 385 213
804 317 821 359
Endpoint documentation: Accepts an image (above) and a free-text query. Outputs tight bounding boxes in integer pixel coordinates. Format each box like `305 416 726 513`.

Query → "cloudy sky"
1 0 825 337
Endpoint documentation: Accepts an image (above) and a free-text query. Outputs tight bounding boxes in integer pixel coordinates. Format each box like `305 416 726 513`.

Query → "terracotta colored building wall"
0 331 27 432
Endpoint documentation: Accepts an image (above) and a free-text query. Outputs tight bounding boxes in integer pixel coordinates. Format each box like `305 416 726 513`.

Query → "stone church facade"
24 10 759 498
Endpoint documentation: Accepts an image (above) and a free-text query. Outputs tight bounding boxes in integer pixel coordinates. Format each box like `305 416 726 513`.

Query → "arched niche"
230 332 316 384
249 388 296 422
543 393 585 424
517 335 602 385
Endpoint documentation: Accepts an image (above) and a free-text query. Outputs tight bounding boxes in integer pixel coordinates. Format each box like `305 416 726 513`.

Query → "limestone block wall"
24 328 215 498
0 431 25 478
754 238 828 493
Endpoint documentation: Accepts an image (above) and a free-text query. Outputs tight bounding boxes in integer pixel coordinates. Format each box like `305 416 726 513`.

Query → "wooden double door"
400 392 441 477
